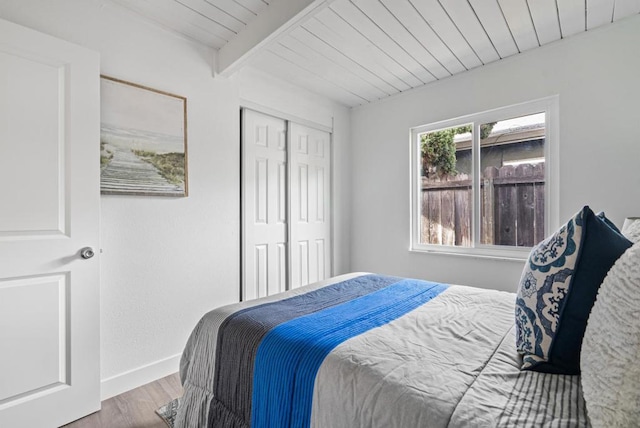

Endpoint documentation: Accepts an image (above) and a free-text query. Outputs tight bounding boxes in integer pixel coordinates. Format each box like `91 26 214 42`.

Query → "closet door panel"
289 123 332 289
242 110 287 300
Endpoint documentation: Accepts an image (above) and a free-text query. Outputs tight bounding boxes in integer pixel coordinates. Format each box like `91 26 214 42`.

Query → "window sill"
409 245 531 262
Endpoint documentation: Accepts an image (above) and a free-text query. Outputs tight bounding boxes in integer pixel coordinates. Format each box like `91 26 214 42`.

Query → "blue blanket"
208 274 448 428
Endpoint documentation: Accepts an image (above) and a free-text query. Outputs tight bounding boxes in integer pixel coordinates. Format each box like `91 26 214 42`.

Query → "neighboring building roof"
454 122 545 150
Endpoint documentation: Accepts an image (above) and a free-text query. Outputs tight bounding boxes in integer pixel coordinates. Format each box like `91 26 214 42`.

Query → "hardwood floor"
61 373 183 428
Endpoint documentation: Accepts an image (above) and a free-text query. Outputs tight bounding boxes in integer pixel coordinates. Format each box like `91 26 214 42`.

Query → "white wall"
0 0 350 398
349 15 640 293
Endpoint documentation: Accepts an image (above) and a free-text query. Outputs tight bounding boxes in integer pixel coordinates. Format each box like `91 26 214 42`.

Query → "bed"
174 273 589 428
172 207 640 427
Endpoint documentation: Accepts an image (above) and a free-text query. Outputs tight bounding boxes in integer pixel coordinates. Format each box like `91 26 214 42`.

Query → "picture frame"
100 75 188 197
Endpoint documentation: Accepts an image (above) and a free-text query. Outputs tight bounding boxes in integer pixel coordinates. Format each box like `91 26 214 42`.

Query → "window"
410 97 559 259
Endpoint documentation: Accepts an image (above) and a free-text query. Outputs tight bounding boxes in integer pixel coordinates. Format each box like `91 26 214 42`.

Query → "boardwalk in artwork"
101 144 182 195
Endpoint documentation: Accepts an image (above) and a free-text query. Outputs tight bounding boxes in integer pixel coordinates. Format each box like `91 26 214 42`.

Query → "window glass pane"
419 124 472 247
480 113 545 247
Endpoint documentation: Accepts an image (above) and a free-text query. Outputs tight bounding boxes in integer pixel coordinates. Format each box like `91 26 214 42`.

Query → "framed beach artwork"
100 76 188 196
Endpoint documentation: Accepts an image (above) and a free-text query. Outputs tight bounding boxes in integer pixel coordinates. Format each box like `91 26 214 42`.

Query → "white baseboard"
100 353 181 400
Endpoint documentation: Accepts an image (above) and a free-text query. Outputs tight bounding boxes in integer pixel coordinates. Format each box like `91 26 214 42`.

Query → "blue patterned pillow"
515 206 632 374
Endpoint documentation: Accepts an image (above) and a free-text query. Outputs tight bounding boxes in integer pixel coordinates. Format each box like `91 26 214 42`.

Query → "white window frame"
409 96 560 260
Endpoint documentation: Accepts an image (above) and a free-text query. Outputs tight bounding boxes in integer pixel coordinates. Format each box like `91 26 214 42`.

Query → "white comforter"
176 273 589 427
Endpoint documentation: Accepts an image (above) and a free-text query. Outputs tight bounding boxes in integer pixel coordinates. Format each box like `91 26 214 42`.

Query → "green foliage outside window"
421 123 495 177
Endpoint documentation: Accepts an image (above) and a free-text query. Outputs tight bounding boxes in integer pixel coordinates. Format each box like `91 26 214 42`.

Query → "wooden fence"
421 163 545 247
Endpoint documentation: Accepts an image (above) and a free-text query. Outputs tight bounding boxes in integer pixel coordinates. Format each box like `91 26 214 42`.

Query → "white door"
289 123 332 289
0 19 101 428
241 109 288 300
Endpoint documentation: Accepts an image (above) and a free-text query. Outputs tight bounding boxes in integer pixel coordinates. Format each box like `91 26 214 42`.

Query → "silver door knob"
80 247 95 259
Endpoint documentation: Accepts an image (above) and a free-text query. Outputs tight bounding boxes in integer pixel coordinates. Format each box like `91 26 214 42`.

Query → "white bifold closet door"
242 110 288 300
288 123 331 289
241 109 331 301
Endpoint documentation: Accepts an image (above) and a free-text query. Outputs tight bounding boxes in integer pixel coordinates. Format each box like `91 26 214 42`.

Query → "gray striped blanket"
175 273 590 428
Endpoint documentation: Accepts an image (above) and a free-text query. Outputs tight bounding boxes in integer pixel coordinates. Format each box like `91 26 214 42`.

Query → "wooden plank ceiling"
110 0 271 47
112 0 640 107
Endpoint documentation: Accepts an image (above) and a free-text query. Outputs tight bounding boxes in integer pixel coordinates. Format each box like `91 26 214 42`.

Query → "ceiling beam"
216 0 333 77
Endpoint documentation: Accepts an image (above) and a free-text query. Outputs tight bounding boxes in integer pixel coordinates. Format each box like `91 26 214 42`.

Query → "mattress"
175 273 589 427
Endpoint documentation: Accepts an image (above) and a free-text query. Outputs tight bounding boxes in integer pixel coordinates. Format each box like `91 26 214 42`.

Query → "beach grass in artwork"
132 150 185 186
100 76 187 196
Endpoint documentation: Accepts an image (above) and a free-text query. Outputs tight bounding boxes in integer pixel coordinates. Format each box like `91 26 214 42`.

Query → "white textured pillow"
622 220 640 243
581 241 640 427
